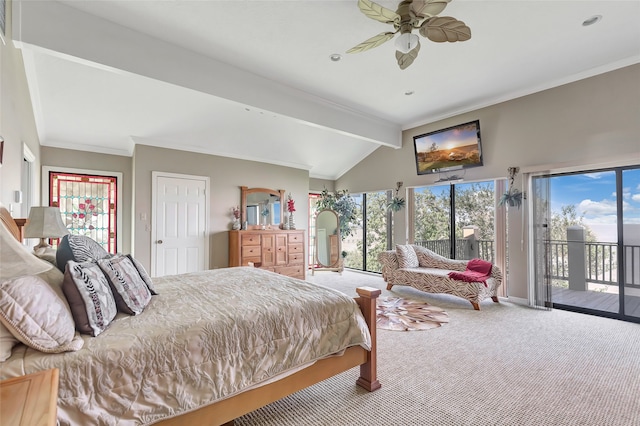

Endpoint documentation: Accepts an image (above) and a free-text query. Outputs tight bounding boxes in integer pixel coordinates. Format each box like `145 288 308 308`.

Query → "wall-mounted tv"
413 120 483 175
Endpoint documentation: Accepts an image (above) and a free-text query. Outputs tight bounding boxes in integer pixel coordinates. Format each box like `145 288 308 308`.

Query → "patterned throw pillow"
56 235 112 272
127 254 158 295
396 244 419 268
0 275 84 353
62 261 118 336
98 255 152 315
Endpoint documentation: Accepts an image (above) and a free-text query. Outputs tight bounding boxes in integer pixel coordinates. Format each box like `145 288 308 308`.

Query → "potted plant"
316 188 358 240
387 181 405 212
499 167 524 209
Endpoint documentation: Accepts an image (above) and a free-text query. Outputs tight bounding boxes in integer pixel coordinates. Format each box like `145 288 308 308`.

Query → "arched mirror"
312 209 343 275
241 186 285 229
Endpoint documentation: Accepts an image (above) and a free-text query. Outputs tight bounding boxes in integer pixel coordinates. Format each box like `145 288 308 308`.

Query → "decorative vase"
232 218 241 230
288 212 296 230
283 213 290 230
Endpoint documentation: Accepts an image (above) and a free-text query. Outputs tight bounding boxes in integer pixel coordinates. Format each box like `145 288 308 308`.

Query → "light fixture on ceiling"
347 0 471 70
330 53 342 62
582 15 602 26
394 33 419 54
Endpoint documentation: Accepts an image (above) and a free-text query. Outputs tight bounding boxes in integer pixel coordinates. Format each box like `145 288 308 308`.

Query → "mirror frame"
240 186 285 229
311 209 343 275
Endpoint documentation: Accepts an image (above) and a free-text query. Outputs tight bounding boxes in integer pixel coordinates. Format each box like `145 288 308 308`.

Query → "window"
46 168 120 253
412 181 496 263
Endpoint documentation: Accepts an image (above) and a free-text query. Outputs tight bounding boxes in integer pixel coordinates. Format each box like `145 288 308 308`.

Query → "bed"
0 205 380 425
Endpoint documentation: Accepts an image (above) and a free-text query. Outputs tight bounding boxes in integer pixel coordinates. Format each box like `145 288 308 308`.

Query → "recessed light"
582 15 602 26
405 91 414 96
330 54 342 62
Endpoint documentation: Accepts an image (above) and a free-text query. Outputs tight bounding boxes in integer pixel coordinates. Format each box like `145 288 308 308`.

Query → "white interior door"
152 173 209 277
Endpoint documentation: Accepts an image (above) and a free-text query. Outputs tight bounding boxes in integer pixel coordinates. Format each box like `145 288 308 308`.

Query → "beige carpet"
235 270 640 426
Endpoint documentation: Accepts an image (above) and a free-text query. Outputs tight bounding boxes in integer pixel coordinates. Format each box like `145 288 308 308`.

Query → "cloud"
578 199 617 216
584 172 608 180
633 194 640 202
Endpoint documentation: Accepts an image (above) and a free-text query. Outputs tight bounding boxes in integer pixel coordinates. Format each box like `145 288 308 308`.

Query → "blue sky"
549 169 640 241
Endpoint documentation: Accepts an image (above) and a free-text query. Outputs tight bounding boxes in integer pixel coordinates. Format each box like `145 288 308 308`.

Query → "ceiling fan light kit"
347 0 471 70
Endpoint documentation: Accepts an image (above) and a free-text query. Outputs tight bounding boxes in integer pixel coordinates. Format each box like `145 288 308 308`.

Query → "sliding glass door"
532 166 640 322
623 168 640 320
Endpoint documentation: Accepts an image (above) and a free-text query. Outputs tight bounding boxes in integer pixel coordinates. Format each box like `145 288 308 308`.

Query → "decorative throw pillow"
0 275 84 354
127 254 158 295
98 255 152 315
56 234 112 272
62 261 118 336
396 244 419 268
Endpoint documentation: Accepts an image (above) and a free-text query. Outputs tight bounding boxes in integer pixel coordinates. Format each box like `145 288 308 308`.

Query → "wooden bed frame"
0 205 381 426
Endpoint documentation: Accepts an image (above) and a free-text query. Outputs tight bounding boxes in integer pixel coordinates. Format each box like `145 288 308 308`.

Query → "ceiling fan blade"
419 16 471 42
411 0 452 19
395 41 421 70
357 0 400 24
347 31 396 54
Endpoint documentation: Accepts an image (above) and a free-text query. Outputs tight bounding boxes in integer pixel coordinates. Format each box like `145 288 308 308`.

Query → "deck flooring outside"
552 287 640 317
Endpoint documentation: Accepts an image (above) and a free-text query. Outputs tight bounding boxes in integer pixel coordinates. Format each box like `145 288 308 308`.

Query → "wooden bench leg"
470 301 480 310
491 296 499 303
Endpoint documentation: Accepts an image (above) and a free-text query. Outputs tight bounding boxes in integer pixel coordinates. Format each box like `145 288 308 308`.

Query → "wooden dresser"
229 229 305 279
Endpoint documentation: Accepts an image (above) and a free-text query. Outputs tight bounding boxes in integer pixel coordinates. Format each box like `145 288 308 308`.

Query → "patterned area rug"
376 297 449 331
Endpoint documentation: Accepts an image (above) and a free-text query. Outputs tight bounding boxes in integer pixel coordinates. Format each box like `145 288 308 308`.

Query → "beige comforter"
1 267 371 425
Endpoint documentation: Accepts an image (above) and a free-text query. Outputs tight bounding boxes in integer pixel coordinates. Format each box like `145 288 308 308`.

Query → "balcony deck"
552 287 640 317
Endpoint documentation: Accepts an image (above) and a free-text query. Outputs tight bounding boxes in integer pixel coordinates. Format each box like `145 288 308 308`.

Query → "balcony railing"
549 240 640 288
413 238 495 264
414 237 640 289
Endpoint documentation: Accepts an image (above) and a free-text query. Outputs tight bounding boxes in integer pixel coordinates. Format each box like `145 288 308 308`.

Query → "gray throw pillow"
62 260 118 336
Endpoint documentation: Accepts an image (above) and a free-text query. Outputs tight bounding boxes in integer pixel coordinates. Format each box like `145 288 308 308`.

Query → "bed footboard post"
355 286 381 392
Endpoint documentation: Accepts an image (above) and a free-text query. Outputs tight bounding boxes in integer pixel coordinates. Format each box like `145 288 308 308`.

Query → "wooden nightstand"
0 368 59 426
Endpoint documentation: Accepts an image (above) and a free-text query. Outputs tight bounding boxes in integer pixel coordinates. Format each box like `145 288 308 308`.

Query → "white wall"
0 0 41 214
338 64 640 300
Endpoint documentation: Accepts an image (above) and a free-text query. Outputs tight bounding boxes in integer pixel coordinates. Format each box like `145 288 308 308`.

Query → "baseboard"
504 296 529 306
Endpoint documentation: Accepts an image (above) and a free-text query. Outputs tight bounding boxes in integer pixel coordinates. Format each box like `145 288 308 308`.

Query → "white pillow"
0 223 51 280
396 244 419 268
0 275 84 354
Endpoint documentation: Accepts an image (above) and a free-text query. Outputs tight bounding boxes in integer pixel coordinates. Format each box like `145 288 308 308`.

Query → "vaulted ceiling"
12 1 640 179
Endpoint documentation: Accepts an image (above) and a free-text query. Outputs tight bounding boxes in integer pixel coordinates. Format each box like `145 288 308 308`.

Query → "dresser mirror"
311 209 343 275
240 186 285 229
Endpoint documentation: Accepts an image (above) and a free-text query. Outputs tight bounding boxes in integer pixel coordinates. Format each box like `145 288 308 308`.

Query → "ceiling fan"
347 0 471 70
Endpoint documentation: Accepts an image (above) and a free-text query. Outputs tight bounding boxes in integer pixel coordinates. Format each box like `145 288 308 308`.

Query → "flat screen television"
412 120 483 175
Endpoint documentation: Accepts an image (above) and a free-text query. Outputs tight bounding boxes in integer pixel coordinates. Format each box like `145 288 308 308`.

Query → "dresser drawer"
288 252 304 264
275 265 305 279
242 245 262 258
288 243 304 254
241 234 261 246
288 233 304 244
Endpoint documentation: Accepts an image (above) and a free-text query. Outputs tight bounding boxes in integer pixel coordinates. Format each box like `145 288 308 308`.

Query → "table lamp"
23 206 69 250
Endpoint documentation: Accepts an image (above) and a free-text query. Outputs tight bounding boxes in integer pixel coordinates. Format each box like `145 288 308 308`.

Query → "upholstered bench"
379 245 502 310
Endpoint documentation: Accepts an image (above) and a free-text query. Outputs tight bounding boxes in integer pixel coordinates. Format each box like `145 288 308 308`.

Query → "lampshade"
394 32 419 54
24 206 68 250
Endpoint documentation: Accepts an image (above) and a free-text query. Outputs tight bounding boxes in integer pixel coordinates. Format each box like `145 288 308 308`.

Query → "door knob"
157 240 163 244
